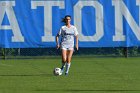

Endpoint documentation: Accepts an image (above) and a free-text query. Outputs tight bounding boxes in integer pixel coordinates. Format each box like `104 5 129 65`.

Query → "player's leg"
65 49 74 75
61 49 67 73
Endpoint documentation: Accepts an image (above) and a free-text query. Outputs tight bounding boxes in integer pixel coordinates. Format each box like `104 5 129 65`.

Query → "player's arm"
75 35 78 51
74 26 79 51
55 34 60 49
56 27 62 49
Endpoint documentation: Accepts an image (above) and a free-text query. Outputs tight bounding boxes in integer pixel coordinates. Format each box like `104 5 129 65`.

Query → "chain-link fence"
0 47 140 59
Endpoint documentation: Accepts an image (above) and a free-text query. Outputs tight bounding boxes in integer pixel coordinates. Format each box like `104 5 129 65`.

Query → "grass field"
0 56 140 93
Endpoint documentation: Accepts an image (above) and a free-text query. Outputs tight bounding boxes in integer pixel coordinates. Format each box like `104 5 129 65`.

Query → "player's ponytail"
61 18 66 23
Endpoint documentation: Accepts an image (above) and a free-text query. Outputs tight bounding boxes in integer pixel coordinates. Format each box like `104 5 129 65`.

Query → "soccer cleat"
65 73 68 76
61 67 64 74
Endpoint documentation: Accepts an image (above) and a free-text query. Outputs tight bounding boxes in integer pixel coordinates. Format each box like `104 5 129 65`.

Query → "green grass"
0 56 140 93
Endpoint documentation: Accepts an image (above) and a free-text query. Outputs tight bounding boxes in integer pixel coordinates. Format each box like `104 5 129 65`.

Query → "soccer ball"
53 67 62 76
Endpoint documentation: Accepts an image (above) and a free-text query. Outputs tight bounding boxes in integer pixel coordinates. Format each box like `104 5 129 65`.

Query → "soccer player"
55 15 79 76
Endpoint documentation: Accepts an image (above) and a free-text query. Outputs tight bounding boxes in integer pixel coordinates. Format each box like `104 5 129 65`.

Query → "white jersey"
58 25 78 48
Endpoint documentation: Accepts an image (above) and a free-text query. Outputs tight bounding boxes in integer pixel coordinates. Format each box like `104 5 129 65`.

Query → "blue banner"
0 0 140 48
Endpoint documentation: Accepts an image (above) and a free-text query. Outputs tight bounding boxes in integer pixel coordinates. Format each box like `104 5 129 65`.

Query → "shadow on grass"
35 89 140 92
0 74 53 77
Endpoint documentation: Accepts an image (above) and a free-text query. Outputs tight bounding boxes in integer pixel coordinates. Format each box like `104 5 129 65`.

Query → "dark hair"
61 15 71 23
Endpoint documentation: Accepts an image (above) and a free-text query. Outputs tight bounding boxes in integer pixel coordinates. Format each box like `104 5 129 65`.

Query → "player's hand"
56 44 60 49
75 44 78 51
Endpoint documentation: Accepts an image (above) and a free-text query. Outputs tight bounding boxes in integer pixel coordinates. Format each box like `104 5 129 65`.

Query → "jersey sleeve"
74 26 78 36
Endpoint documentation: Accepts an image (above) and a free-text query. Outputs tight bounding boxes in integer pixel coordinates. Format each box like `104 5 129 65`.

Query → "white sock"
66 63 71 74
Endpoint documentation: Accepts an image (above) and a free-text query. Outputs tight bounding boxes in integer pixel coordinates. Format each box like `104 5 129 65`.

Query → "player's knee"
67 58 71 63
62 58 67 62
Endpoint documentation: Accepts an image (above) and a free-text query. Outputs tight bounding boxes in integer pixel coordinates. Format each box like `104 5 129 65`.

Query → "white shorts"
61 43 74 50
61 47 74 50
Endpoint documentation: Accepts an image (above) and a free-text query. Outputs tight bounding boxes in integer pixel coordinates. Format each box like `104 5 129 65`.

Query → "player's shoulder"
61 25 66 29
70 25 77 29
61 25 77 29
71 25 78 31
71 25 75 27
